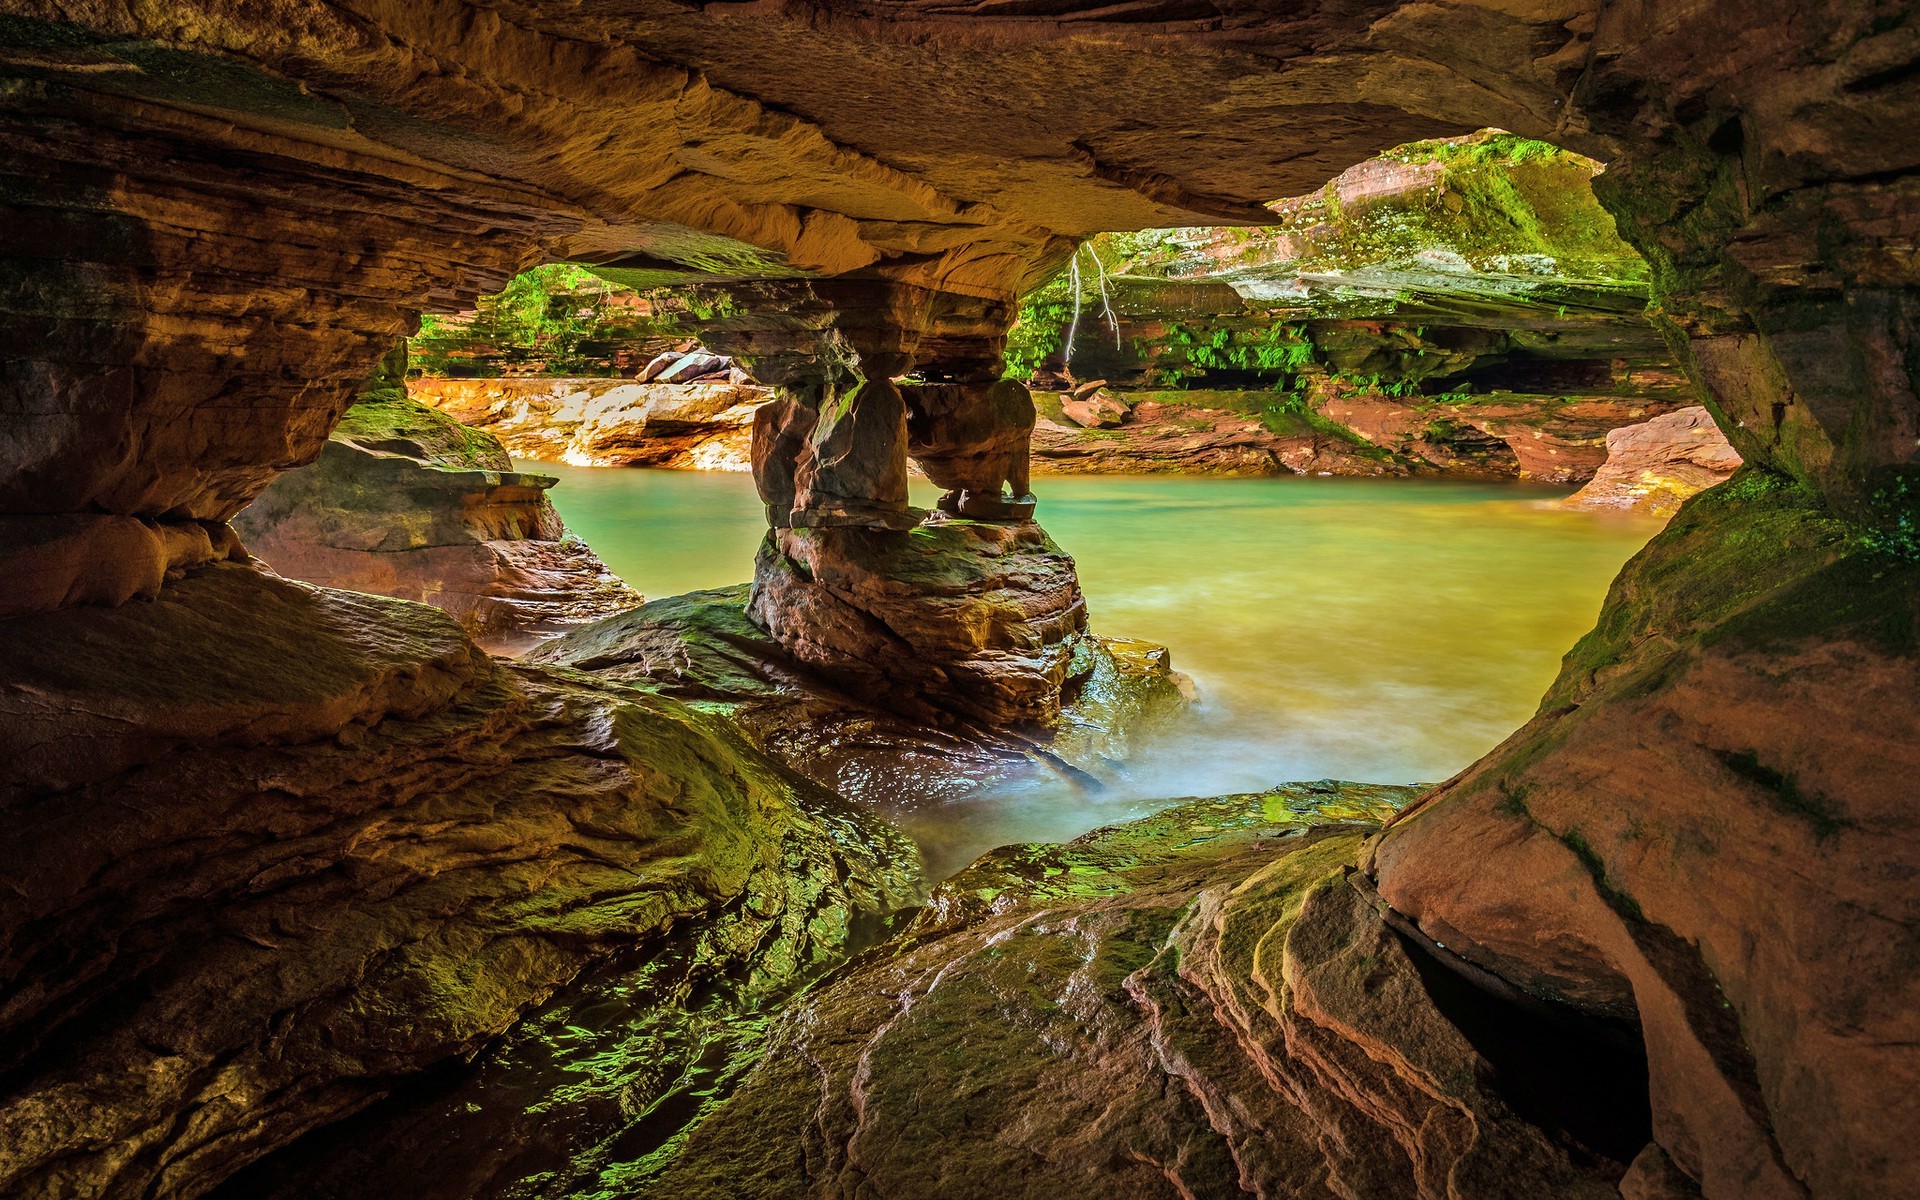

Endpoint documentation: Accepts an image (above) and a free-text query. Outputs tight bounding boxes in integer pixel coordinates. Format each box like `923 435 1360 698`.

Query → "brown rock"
1564 406 1742 517
1033 395 1398 476
791 377 916 529
234 391 641 655
528 584 1187 872
409 377 773 470
747 517 1087 729
1369 480 1920 1199
902 378 1037 510
0 565 919 1200
639 786 1631 1200
1058 387 1131 428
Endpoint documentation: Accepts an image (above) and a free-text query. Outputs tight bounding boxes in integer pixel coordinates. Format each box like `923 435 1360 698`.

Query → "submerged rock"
0 564 920 1200
528 584 1188 826
635 782 1643 1199
1564 406 1742 517
235 384 640 655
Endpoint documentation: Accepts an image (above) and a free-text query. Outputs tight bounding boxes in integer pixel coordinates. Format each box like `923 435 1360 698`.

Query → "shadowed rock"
633 783 1641 1200
0 565 919 1200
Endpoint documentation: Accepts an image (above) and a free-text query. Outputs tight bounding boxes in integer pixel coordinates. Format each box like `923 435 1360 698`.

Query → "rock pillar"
719 280 1080 729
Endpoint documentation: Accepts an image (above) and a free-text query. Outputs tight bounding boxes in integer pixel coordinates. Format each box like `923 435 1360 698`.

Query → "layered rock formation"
635 783 1653 1199
236 372 640 656
1369 473 1920 1199
751 518 1081 729
2 2 1917 1198
1009 134 1699 486
528 584 1187 825
409 376 772 470
1565 406 1743 517
0 563 919 1200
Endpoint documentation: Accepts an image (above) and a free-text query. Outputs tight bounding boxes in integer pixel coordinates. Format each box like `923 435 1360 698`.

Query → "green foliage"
1862 472 1920 561
410 264 740 377
1142 321 1314 386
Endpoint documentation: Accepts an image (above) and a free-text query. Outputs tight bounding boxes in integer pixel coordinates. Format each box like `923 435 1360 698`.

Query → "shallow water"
527 462 1661 875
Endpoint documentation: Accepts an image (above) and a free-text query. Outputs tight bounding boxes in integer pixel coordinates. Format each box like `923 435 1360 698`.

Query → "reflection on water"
526 462 1661 875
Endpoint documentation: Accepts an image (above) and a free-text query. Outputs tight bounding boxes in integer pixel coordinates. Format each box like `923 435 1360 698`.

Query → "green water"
526 462 1661 865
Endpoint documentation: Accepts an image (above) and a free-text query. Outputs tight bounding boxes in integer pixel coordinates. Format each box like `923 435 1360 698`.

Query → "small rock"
1060 388 1131 429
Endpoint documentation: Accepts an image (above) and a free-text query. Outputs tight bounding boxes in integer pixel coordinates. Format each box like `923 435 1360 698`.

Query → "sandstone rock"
652 350 731 384
902 378 1036 515
409 377 773 470
0 513 246 618
1058 387 1131 428
1369 475 1920 1199
636 784 1639 1200
529 584 1187 820
1564 406 1742 518
748 517 1087 729
0 564 919 1200
791 377 916 529
1032 394 1400 476
235 391 641 655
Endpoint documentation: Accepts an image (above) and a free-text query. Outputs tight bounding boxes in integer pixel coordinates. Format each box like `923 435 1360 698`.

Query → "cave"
2 3 1917 1199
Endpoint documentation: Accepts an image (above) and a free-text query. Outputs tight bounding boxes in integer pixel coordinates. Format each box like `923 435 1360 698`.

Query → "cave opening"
2 4 1914 1199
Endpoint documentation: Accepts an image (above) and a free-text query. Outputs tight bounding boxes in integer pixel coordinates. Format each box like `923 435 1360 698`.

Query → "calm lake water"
526 462 1661 872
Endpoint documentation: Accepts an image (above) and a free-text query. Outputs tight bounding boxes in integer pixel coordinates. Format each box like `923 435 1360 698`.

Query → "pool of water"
526 462 1661 873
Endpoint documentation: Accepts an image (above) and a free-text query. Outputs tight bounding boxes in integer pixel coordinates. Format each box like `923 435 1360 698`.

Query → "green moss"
334 391 511 470
1715 750 1848 841
1558 828 1646 922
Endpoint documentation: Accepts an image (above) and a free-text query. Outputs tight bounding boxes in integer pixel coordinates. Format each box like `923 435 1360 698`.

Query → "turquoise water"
526 462 1661 859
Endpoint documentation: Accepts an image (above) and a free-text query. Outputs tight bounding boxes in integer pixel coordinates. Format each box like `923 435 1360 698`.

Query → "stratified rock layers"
748 517 1088 729
1371 476 1920 1199
409 377 772 471
0 564 919 1200
528 584 1187 821
235 389 640 655
1565 406 1742 517
638 785 1635 1200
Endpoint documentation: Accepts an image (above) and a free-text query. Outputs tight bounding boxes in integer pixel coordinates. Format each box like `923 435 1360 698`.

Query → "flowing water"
527 462 1662 875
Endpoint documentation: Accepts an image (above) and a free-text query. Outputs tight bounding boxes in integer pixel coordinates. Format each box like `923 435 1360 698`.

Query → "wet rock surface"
410 376 772 471
1371 475 1920 1198
636 783 1641 1200
529 583 1187 823
749 517 1089 729
0 564 919 1200
236 387 641 655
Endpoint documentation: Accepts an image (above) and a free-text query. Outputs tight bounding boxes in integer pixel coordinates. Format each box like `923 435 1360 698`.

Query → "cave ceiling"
0 0 1603 301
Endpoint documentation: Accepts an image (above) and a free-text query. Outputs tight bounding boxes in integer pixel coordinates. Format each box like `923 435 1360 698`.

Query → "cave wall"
0 1 1916 1197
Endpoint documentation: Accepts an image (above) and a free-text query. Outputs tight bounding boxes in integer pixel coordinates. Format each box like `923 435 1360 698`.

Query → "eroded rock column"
721 281 1084 729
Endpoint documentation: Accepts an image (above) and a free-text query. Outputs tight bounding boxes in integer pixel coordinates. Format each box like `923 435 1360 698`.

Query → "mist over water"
528 463 1661 875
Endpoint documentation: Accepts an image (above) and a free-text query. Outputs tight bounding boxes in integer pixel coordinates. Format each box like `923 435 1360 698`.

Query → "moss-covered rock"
528 583 1190 824
0 564 922 1200
1370 477 1920 1199
630 782 1635 1200
236 374 640 655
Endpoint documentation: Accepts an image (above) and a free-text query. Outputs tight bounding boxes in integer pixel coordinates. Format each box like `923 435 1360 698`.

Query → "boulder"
1058 387 1131 429
653 350 731 384
1564 406 1743 517
234 391 641 655
528 585 1187 838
